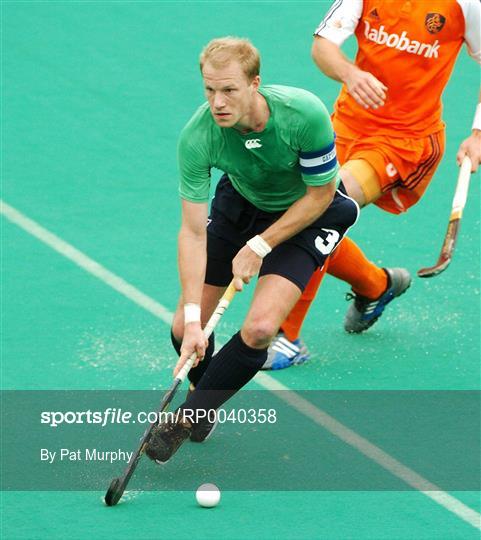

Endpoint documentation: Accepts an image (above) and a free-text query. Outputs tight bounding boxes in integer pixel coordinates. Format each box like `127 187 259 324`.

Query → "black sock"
179 331 267 416
170 329 215 387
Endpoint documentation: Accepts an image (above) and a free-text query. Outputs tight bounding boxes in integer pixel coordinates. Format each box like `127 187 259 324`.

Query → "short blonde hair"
199 37 261 81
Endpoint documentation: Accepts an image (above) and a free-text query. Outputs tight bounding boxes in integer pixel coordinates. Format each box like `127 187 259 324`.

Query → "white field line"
2 198 480 531
1 200 173 326
255 372 481 530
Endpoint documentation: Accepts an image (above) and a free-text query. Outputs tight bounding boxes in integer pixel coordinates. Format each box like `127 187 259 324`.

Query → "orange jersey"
315 0 481 137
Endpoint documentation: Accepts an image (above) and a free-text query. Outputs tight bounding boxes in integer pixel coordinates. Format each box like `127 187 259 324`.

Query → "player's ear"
250 75 261 90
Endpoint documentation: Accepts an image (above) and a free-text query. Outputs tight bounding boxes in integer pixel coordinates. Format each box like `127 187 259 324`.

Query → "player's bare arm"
457 90 481 173
311 36 386 110
176 199 209 374
231 181 337 291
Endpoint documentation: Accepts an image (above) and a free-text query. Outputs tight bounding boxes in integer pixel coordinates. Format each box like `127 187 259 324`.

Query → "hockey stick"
104 281 237 506
417 156 472 278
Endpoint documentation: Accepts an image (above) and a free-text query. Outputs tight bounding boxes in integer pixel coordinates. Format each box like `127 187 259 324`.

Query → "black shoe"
187 386 219 443
344 268 412 333
145 418 192 464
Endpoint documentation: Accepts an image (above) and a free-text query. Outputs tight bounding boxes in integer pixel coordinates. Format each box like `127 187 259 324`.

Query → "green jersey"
178 85 339 212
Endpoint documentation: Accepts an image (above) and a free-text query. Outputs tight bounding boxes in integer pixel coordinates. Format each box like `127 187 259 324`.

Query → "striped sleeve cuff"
299 141 338 175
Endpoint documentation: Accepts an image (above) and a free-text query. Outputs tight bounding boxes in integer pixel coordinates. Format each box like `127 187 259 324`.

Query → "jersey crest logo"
245 139 262 149
425 13 446 34
368 8 379 20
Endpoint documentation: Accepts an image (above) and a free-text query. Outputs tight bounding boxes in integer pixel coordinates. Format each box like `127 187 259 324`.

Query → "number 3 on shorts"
315 228 340 255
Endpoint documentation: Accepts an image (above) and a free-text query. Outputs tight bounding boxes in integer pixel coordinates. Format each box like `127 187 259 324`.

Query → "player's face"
202 60 259 129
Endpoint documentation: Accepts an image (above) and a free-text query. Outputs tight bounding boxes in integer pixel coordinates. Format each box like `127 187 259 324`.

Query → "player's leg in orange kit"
329 161 411 333
280 144 388 342
263 132 445 368
281 265 328 342
331 131 444 326
277 131 444 345
280 236 388 341
278 156 412 343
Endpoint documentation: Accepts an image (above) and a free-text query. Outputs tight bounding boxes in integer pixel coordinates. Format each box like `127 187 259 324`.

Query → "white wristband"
184 303 201 324
472 103 481 131
246 235 272 258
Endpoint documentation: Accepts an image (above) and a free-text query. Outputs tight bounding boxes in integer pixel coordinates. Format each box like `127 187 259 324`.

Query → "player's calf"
187 385 220 443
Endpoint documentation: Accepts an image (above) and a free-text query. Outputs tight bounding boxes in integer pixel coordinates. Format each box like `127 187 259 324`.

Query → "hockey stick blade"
417 218 460 278
417 156 472 279
104 380 180 506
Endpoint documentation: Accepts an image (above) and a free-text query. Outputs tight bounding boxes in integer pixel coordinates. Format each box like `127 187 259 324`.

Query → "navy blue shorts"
206 175 359 292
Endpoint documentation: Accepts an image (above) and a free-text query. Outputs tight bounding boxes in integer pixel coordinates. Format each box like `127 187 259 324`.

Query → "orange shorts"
333 119 446 214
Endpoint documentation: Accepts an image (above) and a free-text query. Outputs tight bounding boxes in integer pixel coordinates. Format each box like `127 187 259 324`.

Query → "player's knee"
341 159 382 207
242 317 278 348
